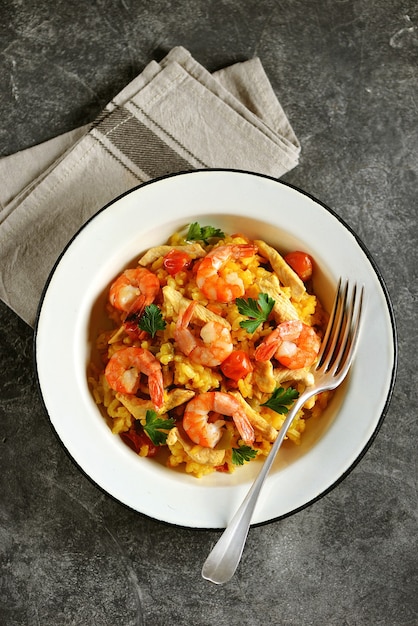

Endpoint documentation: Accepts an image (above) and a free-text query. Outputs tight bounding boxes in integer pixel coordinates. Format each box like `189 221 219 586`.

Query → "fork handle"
202 395 307 584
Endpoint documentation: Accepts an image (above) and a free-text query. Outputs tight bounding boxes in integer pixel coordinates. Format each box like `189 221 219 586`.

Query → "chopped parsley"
261 386 299 414
138 304 166 338
236 293 275 333
186 222 225 244
232 445 258 466
143 410 175 446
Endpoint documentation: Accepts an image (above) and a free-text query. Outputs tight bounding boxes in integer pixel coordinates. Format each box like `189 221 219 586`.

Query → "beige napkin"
0 46 300 327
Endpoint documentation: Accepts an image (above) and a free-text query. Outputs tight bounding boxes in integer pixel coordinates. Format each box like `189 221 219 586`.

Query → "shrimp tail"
180 300 198 328
129 293 148 314
104 346 165 411
232 243 258 259
254 339 279 362
149 370 164 411
233 411 255 445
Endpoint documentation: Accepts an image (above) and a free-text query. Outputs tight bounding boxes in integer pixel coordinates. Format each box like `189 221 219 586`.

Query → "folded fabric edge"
0 124 90 222
160 47 300 158
1 46 300 220
0 47 302 327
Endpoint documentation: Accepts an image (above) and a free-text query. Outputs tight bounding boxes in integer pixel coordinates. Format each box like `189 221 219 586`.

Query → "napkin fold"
0 46 300 327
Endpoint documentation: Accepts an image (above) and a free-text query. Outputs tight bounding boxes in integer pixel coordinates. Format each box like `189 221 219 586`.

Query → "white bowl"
34 170 397 528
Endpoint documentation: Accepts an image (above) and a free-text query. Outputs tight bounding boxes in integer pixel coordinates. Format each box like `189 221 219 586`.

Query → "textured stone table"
1 1 416 625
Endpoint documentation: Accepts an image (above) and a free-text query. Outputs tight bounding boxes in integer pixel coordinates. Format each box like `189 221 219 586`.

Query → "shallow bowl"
35 170 397 529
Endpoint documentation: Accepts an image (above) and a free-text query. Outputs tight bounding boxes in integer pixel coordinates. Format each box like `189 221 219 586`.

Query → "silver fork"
202 278 364 585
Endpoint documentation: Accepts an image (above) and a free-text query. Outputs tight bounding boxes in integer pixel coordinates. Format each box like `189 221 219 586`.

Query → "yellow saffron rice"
88 228 332 478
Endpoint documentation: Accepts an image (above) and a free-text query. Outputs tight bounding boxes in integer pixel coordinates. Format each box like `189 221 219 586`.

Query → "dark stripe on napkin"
94 106 195 178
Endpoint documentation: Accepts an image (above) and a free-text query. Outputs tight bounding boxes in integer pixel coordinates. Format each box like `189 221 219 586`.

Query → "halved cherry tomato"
163 249 192 276
284 251 313 282
220 350 253 381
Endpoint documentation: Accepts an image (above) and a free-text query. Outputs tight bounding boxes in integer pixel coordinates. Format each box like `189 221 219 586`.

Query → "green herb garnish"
186 222 225 244
143 410 175 446
236 293 275 333
231 445 258 466
138 304 166 338
261 386 299 414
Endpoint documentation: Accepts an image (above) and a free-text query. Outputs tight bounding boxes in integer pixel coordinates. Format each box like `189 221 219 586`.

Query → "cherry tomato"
123 318 147 341
284 251 313 282
220 350 253 381
120 425 158 457
163 249 192 276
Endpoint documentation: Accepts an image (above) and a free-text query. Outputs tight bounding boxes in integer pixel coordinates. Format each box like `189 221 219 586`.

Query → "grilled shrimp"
105 346 164 410
183 391 255 448
174 301 233 367
109 268 160 314
196 243 257 302
254 320 320 370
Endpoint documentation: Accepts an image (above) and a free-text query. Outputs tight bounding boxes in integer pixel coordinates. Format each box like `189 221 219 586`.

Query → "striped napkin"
0 46 300 327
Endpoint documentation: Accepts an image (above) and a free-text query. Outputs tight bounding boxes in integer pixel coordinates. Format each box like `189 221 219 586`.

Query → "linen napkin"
0 46 300 327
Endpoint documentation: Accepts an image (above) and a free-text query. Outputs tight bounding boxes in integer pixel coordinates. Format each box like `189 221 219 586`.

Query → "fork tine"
333 282 364 380
327 279 353 376
317 280 364 378
324 280 349 372
316 278 342 366
317 278 349 372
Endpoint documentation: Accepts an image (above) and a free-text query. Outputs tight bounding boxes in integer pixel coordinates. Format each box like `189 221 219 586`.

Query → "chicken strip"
229 390 278 442
162 285 231 329
253 360 277 393
138 243 206 266
273 367 315 387
255 239 305 301
167 427 226 466
257 273 300 322
116 388 195 419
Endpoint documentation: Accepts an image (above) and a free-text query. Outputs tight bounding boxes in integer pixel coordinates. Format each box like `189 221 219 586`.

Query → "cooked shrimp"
183 391 255 448
105 347 164 410
167 427 226 466
254 320 320 370
174 301 233 367
109 268 160 314
196 243 257 302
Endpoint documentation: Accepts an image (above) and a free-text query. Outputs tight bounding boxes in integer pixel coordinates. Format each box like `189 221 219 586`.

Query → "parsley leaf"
232 445 258 466
143 410 175 446
236 293 275 333
138 304 166 338
186 222 225 244
261 386 299 414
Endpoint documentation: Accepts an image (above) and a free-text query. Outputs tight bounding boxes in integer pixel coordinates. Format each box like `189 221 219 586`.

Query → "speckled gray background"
0 1 416 625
